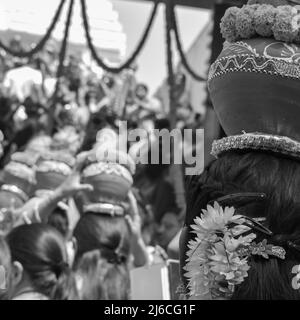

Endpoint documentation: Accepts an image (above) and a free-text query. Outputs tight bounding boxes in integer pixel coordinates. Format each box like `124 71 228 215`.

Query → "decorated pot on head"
35 150 75 193
180 0 300 301
51 125 83 155
81 128 136 215
0 151 38 208
26 134 52 154
208 0 300 158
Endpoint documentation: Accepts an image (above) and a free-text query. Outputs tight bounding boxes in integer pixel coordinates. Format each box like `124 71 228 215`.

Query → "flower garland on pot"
221 3 300 44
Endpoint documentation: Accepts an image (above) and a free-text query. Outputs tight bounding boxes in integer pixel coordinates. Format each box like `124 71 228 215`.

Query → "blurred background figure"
6 224 79 300
0 0 213 301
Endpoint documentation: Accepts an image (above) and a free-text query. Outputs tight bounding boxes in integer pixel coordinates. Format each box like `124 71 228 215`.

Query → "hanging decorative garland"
165 0 176 128
53 0 74 94
80 0 158 74
0 0 204 79
47 0 74 134
165 0 186 215
0 0 196 213
0 0 66 59
171 6 206 82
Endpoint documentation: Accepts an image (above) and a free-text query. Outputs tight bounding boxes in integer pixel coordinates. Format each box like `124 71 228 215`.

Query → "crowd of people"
5 0 300 302
0 34 204 300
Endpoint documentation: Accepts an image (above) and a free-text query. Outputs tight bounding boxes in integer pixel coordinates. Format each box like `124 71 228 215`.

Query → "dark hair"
7 224 78 300
73 214 131 300
80 107 118 152
182 150 300 300
75 249 129 300
135 83 148 94
48 206 69 239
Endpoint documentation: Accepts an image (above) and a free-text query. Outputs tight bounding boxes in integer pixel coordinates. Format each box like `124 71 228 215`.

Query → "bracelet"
83 203 125 216
22 211 32 225
33 202 42 223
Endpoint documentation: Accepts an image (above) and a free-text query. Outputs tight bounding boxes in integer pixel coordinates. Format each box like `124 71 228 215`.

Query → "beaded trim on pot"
39 152 75 167
82 162 133 184
4 162 36 184
35 189 54 198
211 133 300 159
1 184 29 202
10 152 40 167
36 161 73 176
208 53 300 83
83 203 125 216
88 148 136 175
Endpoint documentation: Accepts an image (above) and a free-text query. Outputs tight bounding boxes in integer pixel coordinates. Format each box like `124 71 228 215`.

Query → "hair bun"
100 247 127 265
53 261 69 278
109 252 127 265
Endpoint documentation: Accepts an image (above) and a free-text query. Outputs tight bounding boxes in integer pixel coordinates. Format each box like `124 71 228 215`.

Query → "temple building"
0 0 127 63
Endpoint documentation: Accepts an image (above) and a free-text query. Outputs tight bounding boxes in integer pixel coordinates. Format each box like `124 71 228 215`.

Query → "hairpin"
208 192 266 208
185 202 285 299
209 192 271 236
243 216 273 236
229 215 271 237
238 239 286 260
287 241 300 253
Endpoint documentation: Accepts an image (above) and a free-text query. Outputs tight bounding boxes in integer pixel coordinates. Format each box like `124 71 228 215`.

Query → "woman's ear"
10 261 23 287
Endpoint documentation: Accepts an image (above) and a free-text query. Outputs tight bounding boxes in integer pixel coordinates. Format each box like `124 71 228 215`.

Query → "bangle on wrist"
22 211 32 225
34 203 42 223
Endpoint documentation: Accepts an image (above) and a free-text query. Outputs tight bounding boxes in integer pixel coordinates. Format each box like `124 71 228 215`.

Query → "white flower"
192 202 245 233
185 202 253 299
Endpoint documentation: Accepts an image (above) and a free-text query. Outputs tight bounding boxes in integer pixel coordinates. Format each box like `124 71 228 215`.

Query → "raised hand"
125 190 142 240
58 152 94 198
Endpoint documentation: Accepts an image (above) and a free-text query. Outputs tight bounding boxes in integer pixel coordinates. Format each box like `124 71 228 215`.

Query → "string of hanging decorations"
0 0 206 208
165 0 186 214
52 0 74 98
80 0 159 74
80 0 205 81
47 0 74 134
0 0 205 81
0 0 66 58
171 5 206 82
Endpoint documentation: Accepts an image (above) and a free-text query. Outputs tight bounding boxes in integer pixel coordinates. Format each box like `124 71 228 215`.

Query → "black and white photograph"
0 0 299 306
